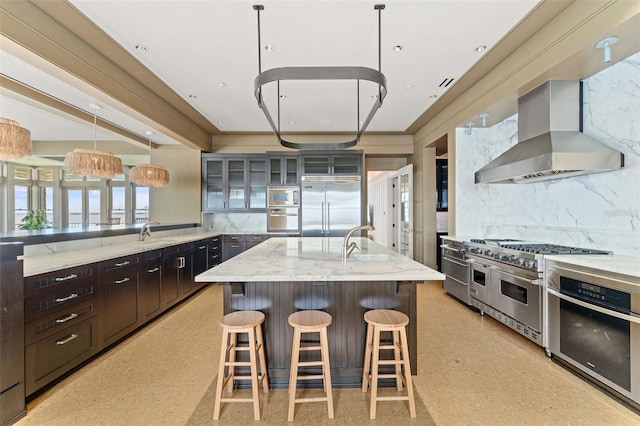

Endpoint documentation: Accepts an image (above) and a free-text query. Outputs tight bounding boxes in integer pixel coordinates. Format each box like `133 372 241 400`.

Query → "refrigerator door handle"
327 202 331 235
321 201 325 235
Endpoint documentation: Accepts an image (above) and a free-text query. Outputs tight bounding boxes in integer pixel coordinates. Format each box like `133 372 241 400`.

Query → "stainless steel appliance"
464 239 609 346
301 175 362 237
440 238 470 304
267 186 300 233
547 260 639 410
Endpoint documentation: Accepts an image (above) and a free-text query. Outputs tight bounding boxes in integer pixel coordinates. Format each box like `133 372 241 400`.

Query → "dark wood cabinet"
208 236 222 269
163 243 194 304
267 154 299 185
0 243 26 425
100 255 140 347
24 264 100 395
202 155 267 212
140 250 163 322
301 153 362 175
223 234 269 261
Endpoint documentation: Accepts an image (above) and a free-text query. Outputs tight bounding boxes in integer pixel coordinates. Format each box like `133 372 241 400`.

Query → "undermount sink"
351 253 394 262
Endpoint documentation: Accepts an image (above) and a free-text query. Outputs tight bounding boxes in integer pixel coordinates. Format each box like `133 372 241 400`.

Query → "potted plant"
18 209 51 230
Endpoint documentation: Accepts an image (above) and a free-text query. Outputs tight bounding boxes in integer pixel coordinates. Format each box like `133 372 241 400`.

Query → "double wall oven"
267 186 300 233
546 260 639 410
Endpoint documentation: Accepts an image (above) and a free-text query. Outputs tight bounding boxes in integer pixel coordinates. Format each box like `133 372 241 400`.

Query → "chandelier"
129 131 170 187
0 117 32 160
253 4 387 150
64 104 123 179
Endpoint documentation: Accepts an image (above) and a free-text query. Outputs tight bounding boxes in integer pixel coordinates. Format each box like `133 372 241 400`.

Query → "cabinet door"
227 159 246 209
247 158 266 209
203 158 225 210
302 155 331 175
141 253 162 321
208 236 222 268
268 157 283 185
162 249 180 308
284 156 299 184
268 156 299 185
332 155 360 175
223 235 246 261
101 257 139 345
178 245 194 297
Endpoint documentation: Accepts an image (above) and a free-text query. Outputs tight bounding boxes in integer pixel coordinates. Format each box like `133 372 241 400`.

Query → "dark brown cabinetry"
139 250 163 322
1 243 26 425
301 153 361 175
24 264 100 396
100 255 140 347
223 234 269 261
208 236 222 269
163 243 194 305
202 155 267 212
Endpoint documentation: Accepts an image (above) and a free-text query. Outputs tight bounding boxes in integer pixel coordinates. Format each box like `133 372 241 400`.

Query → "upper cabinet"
267 154 299 186
301 153 362 176
202 155 267 212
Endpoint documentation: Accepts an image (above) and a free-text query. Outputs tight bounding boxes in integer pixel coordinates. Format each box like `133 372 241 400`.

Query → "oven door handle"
491 267 541 285
443 256 467 268
547 288 640 324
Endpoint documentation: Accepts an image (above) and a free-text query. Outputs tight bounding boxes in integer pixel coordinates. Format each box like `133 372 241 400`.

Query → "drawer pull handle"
56 313 79 323
115 261 130 267
56 293 78 303
198 245 206 249
147 267 160 273
56 333 79 345
114 277 130 284
55 273 78 282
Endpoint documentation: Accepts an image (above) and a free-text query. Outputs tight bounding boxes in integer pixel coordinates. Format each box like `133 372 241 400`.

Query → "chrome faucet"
139 221 160 241
342 225 375 260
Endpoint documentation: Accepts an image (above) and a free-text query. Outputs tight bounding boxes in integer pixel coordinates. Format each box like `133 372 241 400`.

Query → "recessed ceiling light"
135 44 147 52
475 45 487 52
264 45 274 52
188 94 197 99
279 95 287 99
405 84 413 89
288 120 294 125
218 82 226 87
393 45 403 52
217 120 223 125
145 130 154 136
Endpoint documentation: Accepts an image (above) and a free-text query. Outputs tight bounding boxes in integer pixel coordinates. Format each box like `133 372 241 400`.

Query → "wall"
455 52 640 256
151 146 202 224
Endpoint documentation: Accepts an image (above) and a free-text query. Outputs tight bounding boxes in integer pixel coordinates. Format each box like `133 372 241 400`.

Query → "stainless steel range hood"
475 80 624 184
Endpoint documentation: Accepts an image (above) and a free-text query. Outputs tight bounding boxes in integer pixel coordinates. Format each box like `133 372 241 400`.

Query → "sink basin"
351 253 394 262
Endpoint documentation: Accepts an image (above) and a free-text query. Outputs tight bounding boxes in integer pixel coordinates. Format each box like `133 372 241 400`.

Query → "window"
134 186 149 222
14 185 29 229
111 186 126 224
66 189 83 227
88 189 101 225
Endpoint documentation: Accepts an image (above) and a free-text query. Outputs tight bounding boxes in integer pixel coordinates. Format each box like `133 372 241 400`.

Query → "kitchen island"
195 237 445 387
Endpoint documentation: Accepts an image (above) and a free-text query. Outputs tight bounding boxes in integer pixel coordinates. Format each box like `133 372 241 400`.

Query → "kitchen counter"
22 231 223 277
195 236 443 388
544 253 640 279
195 237 445 282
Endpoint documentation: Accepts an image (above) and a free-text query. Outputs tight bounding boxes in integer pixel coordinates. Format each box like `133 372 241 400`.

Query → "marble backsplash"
455 52 640 256
202 212 267 233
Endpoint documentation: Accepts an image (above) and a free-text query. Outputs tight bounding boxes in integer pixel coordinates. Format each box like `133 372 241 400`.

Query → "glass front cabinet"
202 155 267 212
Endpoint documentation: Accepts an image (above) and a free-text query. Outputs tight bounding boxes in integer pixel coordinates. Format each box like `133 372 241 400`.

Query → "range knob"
501 254 514 262
513 257 524 266
523 259 537 269
493 253 501 260
484 250 493 257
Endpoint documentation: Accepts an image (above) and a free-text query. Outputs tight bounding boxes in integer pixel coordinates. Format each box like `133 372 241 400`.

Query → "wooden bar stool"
213 310 269 421
287 310 334 421
361 309 416 419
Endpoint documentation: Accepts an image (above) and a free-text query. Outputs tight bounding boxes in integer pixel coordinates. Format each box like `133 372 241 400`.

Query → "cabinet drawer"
25 298 98 345
25 315 99 395
25 280 97 322
224 234 246 243
25 265 96 298
101 255 139 272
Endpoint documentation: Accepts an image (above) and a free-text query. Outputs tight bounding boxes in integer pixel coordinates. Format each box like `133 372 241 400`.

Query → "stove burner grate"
499 243 610 255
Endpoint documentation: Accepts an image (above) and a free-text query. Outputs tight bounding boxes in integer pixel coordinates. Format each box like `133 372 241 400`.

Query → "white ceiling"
0 0 540 155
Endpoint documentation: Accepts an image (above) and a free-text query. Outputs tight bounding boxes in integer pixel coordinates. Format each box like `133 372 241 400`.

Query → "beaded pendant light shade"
0 117 32 160
129 131 169 187
64 104 122 179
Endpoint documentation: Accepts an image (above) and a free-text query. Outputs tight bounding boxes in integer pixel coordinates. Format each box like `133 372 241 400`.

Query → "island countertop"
195 237 445 282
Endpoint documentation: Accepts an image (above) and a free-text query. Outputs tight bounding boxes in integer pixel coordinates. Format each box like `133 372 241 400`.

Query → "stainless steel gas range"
463 239 609 346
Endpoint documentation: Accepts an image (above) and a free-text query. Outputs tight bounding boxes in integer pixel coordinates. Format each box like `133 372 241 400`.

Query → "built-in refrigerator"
301 175 362 237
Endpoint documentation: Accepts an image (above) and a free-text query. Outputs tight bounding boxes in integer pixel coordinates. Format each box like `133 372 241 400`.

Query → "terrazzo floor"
16 282 639 425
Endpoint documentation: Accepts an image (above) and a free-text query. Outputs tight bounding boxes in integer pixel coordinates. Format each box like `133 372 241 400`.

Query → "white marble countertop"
22 231 223 277
544 254 640 279
195 237 445 282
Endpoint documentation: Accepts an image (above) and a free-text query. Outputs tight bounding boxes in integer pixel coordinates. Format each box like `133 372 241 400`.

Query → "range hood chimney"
474 80 624 184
